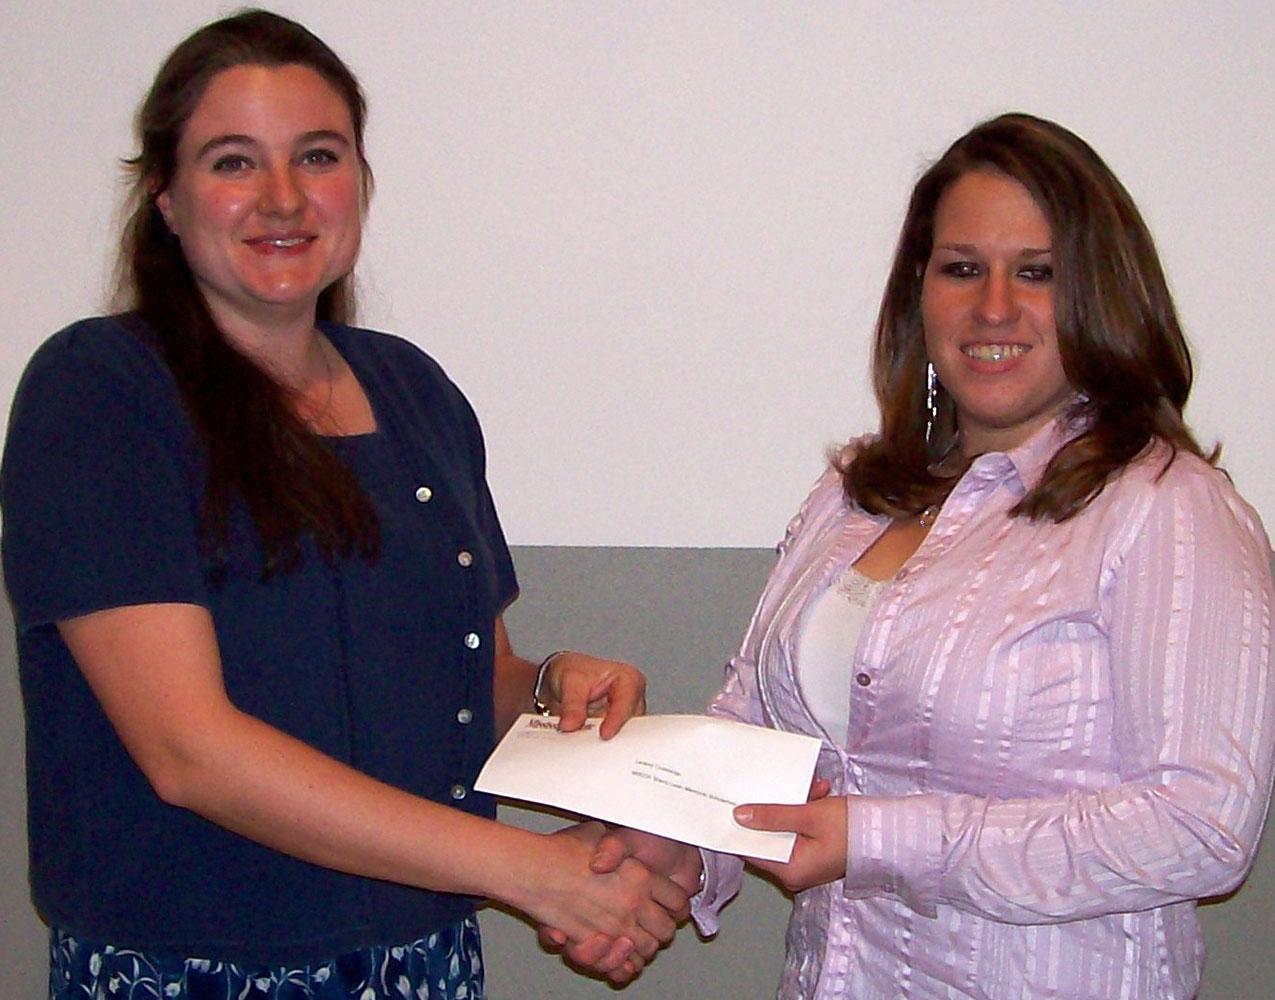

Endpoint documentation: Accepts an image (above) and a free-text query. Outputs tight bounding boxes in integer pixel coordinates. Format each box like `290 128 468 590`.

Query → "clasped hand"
539 779 839 983
532 822 691 983
521 653 690 980
530 659 842 981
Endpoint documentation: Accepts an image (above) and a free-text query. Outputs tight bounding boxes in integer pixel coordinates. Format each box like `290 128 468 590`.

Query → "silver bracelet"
532 650 568 716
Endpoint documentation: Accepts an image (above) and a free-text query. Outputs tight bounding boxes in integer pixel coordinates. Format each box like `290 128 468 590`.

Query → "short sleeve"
1 321 210 630
451 377 518 611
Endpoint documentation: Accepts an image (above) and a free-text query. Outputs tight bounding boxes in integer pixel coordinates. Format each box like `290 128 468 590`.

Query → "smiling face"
155 63 363 341
920 169 1073 457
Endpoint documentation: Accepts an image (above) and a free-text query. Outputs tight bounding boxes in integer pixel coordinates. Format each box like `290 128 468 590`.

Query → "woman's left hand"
733 795 848 893
542 651 647 739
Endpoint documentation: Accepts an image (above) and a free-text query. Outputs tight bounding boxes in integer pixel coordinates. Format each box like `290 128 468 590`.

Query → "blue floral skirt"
49 918 483 1000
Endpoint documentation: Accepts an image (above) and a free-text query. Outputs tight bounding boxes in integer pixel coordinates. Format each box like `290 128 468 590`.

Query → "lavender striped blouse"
693 419 1275 999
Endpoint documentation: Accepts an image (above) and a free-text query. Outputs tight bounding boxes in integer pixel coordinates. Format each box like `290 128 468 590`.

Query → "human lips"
244 232 316 252
961 343 1030 363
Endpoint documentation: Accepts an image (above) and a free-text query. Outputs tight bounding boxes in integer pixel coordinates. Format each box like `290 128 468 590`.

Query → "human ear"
151 178 176 234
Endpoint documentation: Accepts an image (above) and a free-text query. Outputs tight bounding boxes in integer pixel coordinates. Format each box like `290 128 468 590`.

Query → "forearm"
493 648 539 737
844 773 1268 924
60 601 680 957
165 700 545 909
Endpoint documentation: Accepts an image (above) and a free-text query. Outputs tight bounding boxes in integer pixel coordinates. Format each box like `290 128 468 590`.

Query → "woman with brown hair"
568 113 1275 998
1 9 684 999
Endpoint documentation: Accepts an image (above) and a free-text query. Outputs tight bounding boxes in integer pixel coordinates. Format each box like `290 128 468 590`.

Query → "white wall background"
1 2 1271 546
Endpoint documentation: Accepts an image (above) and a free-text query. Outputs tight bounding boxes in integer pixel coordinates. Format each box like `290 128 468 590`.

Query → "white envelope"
475 713 822 862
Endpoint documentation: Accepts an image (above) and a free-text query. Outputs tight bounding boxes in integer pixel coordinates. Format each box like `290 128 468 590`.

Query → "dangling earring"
925 361 939 449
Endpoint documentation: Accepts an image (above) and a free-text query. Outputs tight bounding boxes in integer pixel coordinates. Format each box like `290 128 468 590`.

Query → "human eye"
938 260 980 279
299 147 340 168
1018 262 1054 283
211 153 252 173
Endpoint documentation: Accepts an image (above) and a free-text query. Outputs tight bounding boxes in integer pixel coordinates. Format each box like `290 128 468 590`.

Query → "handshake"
533 822 703 984
493 662 839 983
529 782 838 985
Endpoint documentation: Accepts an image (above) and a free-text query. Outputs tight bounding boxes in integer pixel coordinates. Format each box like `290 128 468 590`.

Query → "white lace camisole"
796 565 888 747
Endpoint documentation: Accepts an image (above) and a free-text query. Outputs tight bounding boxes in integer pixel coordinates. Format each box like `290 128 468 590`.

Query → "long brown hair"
116 8 379 577
843 112 1214 522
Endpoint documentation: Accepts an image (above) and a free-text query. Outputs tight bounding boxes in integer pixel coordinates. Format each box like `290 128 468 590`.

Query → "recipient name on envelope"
474 713 821 862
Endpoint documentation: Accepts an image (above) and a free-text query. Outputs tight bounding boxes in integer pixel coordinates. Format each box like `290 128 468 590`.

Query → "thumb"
588 833 631 874
732 802 805 833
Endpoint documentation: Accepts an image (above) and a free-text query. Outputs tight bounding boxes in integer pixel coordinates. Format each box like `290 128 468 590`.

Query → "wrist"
492 827 563 915
532 650 569 715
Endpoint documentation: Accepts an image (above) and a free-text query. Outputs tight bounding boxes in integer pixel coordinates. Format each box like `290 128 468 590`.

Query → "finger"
538 925 567 950
561 932 616 969
588 833 631 874
637 899 678 945
732 802 806 833
627 925 661 961
650 874 691 923
555 672 589 733
556 662 610 733
808 777 831 801
596 674 645 740
606 952 644 984
607 938 642 976
566 935 634 976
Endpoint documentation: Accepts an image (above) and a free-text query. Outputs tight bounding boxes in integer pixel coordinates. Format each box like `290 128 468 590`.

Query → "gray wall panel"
1 600 46 998
2 546 1273 998
487 546 790 999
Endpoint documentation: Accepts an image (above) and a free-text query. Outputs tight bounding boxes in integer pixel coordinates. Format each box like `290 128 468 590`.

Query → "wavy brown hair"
842 112 1214 523
115 8 379 578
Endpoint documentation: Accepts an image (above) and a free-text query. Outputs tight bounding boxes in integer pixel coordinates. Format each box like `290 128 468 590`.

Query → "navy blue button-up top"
1 316 518 964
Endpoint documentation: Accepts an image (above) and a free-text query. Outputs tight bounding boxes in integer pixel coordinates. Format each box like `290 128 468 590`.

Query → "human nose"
258 164 305 217
975 270 1019 326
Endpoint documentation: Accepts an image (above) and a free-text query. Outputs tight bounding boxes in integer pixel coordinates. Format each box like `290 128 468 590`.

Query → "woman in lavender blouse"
557 114 1275 998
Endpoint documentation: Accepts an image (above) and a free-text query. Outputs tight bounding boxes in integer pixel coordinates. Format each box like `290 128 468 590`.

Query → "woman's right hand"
538 826 703 981
539 778 830 979
518 822 690 980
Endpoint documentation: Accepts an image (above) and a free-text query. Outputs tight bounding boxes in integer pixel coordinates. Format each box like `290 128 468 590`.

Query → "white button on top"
457 708 473 724
450 784 467 800
457 550 473 567
414 486 433 503
463 632 480 649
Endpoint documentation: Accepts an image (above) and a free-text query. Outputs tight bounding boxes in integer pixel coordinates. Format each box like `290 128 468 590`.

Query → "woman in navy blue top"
0 11 686 999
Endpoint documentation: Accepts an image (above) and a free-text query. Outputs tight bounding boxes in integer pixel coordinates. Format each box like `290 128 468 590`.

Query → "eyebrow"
935 242 1052 257
195 129 352 161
